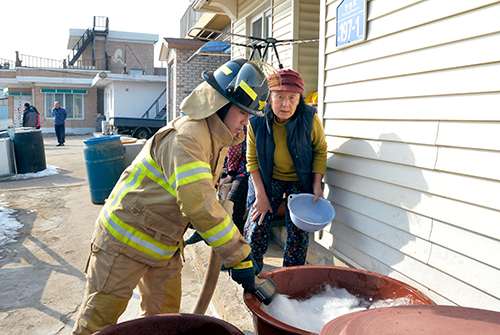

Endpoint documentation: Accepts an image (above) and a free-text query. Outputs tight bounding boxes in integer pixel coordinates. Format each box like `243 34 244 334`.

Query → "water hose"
190 197 279 314
191 248 222 314
191 197 231 314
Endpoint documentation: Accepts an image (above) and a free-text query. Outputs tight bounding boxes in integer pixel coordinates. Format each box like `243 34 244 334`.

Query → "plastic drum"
83 136 126 204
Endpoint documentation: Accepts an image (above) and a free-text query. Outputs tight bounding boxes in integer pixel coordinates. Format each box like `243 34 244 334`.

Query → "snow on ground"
0 195 23 254
0 165 60 255
2 165 60 180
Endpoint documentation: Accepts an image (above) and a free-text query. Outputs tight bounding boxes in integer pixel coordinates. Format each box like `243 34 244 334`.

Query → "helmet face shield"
203 59 280 117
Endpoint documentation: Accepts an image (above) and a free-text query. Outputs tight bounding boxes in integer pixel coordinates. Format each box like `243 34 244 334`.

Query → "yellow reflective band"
106 163 144 209
168 161 212 190
101 156 179 260
239 80 257 101
220 65 233 75
142 154 177 197
199 214 238 248
258 100 266 110
101 211 178 260
234 260 253 269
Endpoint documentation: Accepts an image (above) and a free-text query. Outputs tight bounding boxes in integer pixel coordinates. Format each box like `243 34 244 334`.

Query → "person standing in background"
32 106 41 129
52 101 67 146
22 103 38 128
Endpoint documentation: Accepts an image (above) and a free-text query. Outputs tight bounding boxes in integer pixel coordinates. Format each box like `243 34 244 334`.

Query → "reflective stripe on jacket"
91 84 250 268
99 153 179 261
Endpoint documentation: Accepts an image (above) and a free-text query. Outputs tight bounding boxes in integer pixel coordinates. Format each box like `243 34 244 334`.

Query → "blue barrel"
83 136 126 204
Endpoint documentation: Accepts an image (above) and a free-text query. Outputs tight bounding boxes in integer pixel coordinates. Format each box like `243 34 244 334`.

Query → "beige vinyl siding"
297 0 320 93
238 0 260 17
271 0 293 69
231 17 247 59
319 0 500 311
231 0 319 95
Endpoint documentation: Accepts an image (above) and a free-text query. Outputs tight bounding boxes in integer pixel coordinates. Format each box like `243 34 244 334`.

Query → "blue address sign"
336 0 367 48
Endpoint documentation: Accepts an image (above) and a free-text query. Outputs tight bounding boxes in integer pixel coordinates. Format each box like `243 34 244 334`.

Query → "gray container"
123 139 146 167
0 137 15 176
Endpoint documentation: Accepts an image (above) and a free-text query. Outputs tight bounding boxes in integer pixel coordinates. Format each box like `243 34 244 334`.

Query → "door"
13 95 31 128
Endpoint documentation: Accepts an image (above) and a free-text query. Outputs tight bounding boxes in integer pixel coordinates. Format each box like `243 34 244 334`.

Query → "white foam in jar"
263 284 412 333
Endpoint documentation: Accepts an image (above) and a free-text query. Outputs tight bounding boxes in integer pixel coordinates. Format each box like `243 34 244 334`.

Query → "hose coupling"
253 277 279 305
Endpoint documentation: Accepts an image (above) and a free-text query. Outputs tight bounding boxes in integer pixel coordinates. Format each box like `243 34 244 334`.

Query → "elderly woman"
244 68 327 273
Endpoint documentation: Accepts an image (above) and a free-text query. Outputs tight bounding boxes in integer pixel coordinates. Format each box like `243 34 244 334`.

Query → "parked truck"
108 116 166 139
95 73 167 139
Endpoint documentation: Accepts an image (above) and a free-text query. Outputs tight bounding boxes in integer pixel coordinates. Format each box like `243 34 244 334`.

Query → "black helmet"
203 59 273 117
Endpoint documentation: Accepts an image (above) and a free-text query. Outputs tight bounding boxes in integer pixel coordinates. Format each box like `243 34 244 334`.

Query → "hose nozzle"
253 277 279 305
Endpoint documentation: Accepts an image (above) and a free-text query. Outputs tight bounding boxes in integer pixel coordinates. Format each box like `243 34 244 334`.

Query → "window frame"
250 8 273 62
43 90 85 120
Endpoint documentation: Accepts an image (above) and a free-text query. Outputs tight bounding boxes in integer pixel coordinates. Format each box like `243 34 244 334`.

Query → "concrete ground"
0 133 285 335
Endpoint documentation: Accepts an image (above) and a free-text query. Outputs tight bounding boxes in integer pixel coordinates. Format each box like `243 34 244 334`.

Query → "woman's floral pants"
244 179 309 273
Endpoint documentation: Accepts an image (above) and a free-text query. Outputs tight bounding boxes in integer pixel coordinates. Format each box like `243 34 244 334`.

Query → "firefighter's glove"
185 231 206 245
230 254 256 293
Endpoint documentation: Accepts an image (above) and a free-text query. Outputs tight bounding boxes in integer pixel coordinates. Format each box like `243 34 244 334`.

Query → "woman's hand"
312 173 324 203
250 193 273 225
217 175 233 188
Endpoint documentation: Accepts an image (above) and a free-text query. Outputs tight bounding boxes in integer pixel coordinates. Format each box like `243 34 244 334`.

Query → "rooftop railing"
0 52 110 70
0 58 15 69
16 53 65 69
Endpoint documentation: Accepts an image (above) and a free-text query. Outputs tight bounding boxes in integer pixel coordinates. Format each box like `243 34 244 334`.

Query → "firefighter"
72 59 271 335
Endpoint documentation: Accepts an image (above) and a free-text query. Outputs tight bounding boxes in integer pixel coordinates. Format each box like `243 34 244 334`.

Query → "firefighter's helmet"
203 59 277 117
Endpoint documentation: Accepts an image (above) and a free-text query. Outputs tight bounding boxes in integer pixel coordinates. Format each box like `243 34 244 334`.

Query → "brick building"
69 28 157 75
0 17 165 134
0 67 100 133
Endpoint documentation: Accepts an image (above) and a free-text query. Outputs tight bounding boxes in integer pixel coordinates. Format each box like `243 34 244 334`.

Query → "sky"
1 0 191 68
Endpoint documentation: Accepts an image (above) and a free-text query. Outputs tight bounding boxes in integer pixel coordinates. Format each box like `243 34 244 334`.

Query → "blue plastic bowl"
287 194 335 232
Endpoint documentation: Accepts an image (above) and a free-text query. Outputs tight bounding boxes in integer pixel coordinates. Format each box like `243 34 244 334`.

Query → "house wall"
6 85 98 134
3 66 100 133
7 90 31 127
318 0 500 311
296 0 320 93
271 0 293 69
166 51 176 122
233 0 319 95
233 0 294 68
81 39 155 75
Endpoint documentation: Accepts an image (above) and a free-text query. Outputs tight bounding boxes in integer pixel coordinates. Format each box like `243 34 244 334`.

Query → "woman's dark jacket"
247 102 316 206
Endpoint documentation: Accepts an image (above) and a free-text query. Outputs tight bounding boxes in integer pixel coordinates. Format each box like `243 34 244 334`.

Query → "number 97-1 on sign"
336 0 367 49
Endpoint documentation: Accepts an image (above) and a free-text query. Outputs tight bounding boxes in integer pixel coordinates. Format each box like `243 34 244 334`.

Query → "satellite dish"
112 49 123 63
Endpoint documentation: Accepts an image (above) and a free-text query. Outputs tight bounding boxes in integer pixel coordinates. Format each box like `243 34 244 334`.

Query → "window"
250 9 273 61
252 18 263 40
43 90 86 120
0 98 8 120
130 69 145 75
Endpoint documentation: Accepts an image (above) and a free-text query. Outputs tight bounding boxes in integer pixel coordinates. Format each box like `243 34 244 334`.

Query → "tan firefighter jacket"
91 82 251 268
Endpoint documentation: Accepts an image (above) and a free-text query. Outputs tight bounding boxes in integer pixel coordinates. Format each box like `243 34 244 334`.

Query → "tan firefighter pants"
72 244 182 335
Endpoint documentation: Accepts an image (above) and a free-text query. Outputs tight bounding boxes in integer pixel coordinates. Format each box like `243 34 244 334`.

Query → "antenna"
112 49 127 74
112 49 123 63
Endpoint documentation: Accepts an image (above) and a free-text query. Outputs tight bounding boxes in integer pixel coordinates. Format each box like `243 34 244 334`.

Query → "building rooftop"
68 29 159 50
